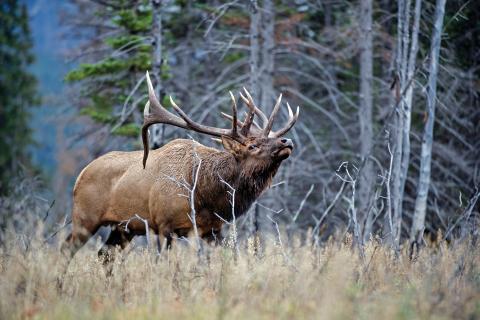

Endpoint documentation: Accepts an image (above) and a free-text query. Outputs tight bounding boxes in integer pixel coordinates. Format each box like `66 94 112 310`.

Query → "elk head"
141 71 299 168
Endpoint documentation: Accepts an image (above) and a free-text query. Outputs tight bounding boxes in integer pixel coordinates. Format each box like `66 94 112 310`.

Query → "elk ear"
221 136 243 156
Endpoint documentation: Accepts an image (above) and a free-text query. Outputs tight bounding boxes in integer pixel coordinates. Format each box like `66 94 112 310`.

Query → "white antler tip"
146 70 155 95
221 111 232 119
239 92 248 103
286 102 293 117
169 96 178 108
144 101 150 116
243 88 253 100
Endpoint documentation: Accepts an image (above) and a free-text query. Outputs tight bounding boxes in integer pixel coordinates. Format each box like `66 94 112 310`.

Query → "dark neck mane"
231 159 281 216
196 149 282 221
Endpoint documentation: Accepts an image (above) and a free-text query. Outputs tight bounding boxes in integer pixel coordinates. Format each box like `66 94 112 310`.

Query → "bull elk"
61 71 299 261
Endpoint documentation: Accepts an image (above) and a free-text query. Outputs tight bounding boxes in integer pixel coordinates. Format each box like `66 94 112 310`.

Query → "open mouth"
276 146 293 159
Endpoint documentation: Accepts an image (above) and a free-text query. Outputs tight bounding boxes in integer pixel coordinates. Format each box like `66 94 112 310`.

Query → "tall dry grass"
0 227 479 320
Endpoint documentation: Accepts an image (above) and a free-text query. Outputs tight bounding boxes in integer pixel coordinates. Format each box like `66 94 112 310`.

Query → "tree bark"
260 0 275 113
358 0 374 242
150 0 164 149
249 0 261 239
249 0 261 101
411 0 446 244
398 0 422 224
390 0 411 247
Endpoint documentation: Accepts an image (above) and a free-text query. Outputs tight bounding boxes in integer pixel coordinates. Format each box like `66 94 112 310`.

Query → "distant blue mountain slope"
26 0 77 175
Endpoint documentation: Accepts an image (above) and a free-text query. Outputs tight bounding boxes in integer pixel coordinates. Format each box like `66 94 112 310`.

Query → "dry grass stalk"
0 226 479 319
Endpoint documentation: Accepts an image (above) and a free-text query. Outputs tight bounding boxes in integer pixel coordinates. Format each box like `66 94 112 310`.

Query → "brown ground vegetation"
0 227 479 320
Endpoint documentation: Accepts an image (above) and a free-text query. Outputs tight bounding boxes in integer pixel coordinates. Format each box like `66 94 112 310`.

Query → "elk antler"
220 111 263 133
142 71 245 168
241 88 268 125
263 93 283 137
228 91 238 137
238 89 300 138
269 102 300 138
142 71 300 167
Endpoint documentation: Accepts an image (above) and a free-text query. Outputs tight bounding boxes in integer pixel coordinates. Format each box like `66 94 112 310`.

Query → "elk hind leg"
98 227 134 268
202 228 223 246
58 223 99 290
61 221 100 261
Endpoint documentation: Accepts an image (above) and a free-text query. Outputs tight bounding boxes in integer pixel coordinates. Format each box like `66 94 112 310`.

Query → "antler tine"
237 92 255 136
169 96 234 138
142 71 246 168
143 71 190 168
169 94 249 145
263 93 282 137
242 88 269 126
239 111 262 130
221 112 236 123
270 102 300 137
221 112 245 126
221 111 263 133
240 110 255 136
252 119 262 131
239 92 250 108
229 91 238 136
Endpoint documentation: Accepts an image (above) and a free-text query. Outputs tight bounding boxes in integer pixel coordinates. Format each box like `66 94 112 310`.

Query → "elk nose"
280 138 293 147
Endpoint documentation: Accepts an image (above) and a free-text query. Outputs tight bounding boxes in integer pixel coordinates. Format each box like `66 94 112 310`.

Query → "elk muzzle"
274 138 294 160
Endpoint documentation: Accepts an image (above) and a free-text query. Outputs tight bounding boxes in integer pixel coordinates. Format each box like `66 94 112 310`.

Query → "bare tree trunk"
411 0 446 244
249 0 261 101
398 0 422 220
258 0 276 243
390 0 410 247
249 0 261 240
260 0 274 112
150 0 164 149
179 0 193 108
358 0 374 242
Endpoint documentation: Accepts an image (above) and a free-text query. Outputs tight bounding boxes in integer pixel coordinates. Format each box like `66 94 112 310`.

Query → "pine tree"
0 0 39 195
65 1 161 140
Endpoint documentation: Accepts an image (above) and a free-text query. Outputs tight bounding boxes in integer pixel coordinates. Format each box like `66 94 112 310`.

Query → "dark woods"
1 0 479 250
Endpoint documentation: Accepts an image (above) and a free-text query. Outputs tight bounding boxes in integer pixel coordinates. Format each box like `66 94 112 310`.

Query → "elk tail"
142 101 151 169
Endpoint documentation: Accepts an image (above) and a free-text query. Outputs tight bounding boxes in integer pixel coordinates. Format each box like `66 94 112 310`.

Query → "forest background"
1 0 480 318
2 0 478 247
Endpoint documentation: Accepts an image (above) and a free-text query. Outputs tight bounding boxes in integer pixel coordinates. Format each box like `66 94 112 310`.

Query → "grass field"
1 230 479 320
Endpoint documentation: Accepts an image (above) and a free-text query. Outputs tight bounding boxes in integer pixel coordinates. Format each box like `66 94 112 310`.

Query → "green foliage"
105 35 149 52
0 0 39 195
223 52 245 64
66 55 152 82
160 57 171 81
161 94 174 108
80 107 113 124
112 8 152 32
65 58 125 82
79 94 113 123
66 3 155 137
112 123 141 137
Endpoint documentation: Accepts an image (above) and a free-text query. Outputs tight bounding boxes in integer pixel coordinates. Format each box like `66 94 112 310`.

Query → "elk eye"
248 144 257 150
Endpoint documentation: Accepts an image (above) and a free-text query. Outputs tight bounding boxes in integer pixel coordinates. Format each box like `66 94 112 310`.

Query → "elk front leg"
202 228 223 245
98 227 134 273
156 224 173 252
